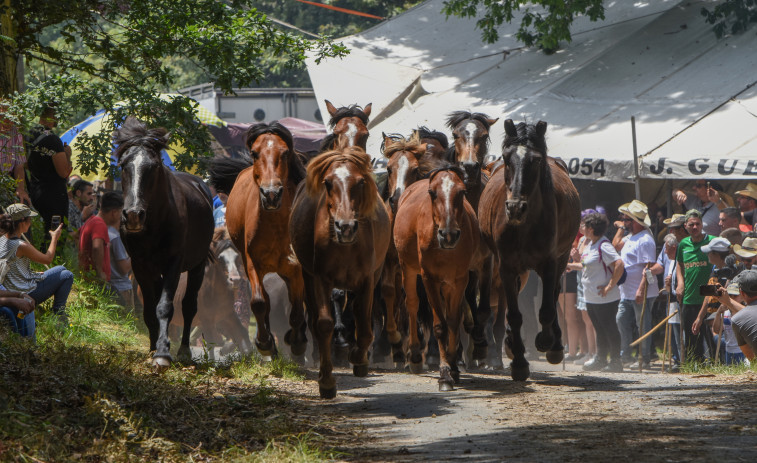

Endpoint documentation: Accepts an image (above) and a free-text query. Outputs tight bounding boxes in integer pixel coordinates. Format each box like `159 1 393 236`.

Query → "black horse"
493 120 580 380
115 117 214 371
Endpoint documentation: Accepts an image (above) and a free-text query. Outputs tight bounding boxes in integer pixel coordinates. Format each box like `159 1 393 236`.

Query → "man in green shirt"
675 209 714 362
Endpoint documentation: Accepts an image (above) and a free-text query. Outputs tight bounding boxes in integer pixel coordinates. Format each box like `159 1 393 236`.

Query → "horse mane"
445 111 495 131
327 104 370 128
382 133 424 159
305 146 379 218
502 121 548 156
318 133 337 153
213 226 230 243
413 126 449 150
113 116 169 161
418 153 447 178
246 122 306 185
427 163 466 185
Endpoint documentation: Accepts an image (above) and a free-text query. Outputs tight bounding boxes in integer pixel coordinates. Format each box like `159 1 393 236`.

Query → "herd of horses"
114 99 580 399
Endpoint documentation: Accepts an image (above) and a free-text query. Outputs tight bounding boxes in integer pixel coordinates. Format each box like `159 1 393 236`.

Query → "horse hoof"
451 370 460 384
392 350 405 364
546 349 564 364
439 381 454 392
408 362 423 374
353 364 369 377
152 356 171 374
290 342 307 357
319 386 337 399
472 344 488 361
510 362 530 381
534 332 553 353
487 357 505 370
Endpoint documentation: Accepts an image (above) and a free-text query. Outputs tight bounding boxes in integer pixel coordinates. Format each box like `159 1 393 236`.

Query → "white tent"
306 0 757 182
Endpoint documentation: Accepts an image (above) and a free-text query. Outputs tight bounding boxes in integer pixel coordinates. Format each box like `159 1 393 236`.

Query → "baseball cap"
4 203 38 221
701 237 731 254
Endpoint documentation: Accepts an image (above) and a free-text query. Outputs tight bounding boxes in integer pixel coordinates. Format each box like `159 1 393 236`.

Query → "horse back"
172 172 215 269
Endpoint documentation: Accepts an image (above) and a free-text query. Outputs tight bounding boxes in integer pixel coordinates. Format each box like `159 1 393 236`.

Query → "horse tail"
207 157 253 194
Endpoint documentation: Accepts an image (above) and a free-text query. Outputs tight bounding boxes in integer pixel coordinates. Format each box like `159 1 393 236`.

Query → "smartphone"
699 284 718 297
51 215 61 229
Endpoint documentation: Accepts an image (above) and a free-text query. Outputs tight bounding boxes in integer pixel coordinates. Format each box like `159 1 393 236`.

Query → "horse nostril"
451 229 461 243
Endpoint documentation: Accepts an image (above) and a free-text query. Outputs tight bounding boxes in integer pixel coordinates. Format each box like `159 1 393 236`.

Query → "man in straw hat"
663 213 688 243
713 269 757 361
735 183 757 228
733 236 757 271
673 180 732 237
615 200 658 369
675 209 716 363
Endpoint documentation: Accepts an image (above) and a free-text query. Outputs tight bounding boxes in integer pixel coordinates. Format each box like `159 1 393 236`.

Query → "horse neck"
465 179 484 210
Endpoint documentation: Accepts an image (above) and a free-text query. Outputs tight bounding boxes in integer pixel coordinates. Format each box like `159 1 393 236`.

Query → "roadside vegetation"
0 276 346 462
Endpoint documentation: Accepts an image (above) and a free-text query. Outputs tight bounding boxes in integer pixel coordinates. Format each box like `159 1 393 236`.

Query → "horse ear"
363 103 372 118
487 117 499 127
325 100 338 117
536 120 548 137
415 144 428 159
504 119 517 137
382 132 392 146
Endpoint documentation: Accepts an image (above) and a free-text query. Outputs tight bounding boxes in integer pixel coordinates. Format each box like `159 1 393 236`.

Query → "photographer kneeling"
713 270 757 361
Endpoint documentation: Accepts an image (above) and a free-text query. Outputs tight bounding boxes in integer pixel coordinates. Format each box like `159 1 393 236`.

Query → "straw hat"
733 237 757 259
663 213 685 228
618 200 651 228
735 183 757 202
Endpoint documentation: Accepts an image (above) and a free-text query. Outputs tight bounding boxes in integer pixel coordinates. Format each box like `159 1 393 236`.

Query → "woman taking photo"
0 203 74 336
577 212 626 372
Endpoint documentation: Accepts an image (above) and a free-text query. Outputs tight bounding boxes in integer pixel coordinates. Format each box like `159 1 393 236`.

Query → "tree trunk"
0 0 19 98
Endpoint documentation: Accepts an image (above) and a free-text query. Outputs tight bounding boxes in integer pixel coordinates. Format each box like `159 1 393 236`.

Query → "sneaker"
574 353 592 365
621 358 635 368
582 356 607 371
602 359 623 372
564 353 581 362
628 360 651 370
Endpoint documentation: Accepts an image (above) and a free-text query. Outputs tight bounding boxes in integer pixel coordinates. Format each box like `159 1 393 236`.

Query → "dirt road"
298 359 757 462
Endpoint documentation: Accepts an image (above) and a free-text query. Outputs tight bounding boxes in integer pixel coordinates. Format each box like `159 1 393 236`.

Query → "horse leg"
246 262 276 359
489 279 507 369
403 269 423 374
418 277 439 369
153 259 183 372
474 256 494 361
384 267 405 364
281 270 308 358
503 271 529 381
535 260 564 364
465 270 485 362
138 276 161 352
349 280 375 377
371 280 391 364
445 276 468 387
422 274 452 391
177 263 205 365
313 276 336 399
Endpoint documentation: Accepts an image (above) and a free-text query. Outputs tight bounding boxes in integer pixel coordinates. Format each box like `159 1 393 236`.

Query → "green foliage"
443 0 757 52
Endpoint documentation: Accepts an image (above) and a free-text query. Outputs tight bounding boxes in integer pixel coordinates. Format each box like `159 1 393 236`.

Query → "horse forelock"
327 104 370 128
383 134 424 159
502 122 548 156
427 163 466 185
306 147 378 218
446 111 495 131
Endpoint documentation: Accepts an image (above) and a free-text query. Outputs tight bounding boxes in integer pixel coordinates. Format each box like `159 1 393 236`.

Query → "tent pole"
632 116 641 200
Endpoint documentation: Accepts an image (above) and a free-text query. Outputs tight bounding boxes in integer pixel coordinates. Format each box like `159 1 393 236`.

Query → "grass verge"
0 279 346 462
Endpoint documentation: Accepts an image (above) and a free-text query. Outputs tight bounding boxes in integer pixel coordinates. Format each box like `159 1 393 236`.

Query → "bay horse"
394 165 479 391
444 111 499 363
318 100 372 152
412 126 449 162
207 122 309 360
116 117 214 371
289 147 391 399
489 119 580 381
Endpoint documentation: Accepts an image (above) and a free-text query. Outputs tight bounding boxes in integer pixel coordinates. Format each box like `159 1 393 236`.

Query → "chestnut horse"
394 165 479 391
488 119 580 381
116 117 214 371
445 111 499 362
289 147 391 399
208 122 309 360
318 100 372 152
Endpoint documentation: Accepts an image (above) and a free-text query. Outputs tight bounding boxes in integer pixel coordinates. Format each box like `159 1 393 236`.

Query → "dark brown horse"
116 117 214 371
289 147 391 398
412 126 449 162
484 119 580 381
394 165 479 390
208 122 309 360
318 100 372 152
445 111 499 188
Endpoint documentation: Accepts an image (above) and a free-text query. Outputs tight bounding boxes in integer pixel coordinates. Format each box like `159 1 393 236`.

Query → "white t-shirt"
619 229 659 300
581 239 622 305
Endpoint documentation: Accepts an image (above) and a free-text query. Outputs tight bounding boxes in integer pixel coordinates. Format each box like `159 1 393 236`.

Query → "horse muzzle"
438 228 462 249
259 186 284 210
462 161 481 188
506 199 528 224
122 208 146 233
334 219 358 244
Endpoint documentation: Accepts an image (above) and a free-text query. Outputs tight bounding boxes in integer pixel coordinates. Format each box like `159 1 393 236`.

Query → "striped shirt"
0 236 43 293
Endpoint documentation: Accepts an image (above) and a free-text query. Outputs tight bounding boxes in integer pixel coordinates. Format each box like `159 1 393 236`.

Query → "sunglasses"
622 218 633 222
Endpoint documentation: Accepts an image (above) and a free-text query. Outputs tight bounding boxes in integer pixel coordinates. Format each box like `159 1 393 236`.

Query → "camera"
51 215 61 229
713 266 735 280
699 284 719 297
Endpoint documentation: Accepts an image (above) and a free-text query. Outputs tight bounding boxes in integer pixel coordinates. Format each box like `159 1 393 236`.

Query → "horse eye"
324 179 332 191
428 189 437 200
250 150 259 159
387 167 393 174
357 178 366 186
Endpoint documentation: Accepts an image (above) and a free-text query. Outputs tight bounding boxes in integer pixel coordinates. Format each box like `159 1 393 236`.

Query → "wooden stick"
561 272 567 371
638 279 649 373
714 312 724 366
662 321 669 373
631 310 679 347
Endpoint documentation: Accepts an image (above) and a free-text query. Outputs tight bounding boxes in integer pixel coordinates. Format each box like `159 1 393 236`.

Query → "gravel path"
301 359 757 462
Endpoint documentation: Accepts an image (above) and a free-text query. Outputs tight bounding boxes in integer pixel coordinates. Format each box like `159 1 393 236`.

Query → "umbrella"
60 94 226 181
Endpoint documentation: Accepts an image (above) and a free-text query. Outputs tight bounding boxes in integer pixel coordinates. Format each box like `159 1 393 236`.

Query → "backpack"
597 239 627 286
